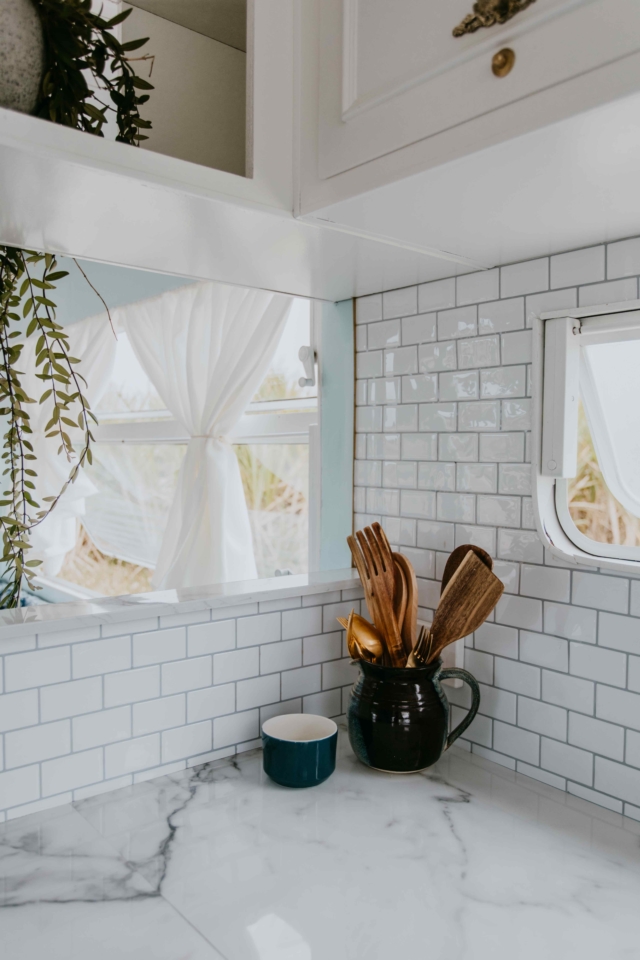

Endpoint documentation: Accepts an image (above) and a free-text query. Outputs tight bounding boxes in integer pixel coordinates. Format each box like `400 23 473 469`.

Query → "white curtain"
21 312 118 575
122 281 293 589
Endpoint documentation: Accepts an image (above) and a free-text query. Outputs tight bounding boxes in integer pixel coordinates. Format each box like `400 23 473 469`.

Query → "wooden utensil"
393 551 418 656
440 544 493 595
393 560 408 641
353 529 406 667
337 613 385 664
347 534 377 624
370 523 397 610
410 550 504 666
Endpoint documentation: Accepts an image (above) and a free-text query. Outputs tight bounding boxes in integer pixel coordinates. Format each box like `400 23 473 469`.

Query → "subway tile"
436 492 475 523
495 657 540 697
477 495 520 527
543 670 594 714
5 720 70 768
187 684 235 723
355 459 381 486
569 643 626 688
455 524 496 555
596 685 640 731
384 405 418 432
6 646 70 691
464 649 494 684
458 400 500 431
599 612 640 653
417 520 455 552
454 707 492 747
545 602 597 643
369 377 401 405
517 762 565 791
105 734 160 778
594 757 640 806
501 331 532 365
402 374 437 403
282 607 322 641
162 722 212 763
498 463 531 494
501 258 548 297
437 305 477 340
518 697 566 740
383 286 417 319
162 656 212 695
401 546 435 578
458 336 500 369
480 433 525 463
520 566 570 602
368 433 401 460
260 698 301 725
383 461 417 488
401 433 438 460
578 277 637 307
214 648 259 685
281 665 322 700
493 560 520 594
134 695 186 736
474 622 518 659
132 629 184 668
323 658 358 690
303 632 342 666
471 744 516 770
237 612 281 648
493 721 539 764
632 582 640 618
366 487 399 515
355 324 367 352
388 518 416 549
401 490 437 519
261 638 302 674
104 666 160 707
521 498 535 529
498 529 543 563
419 402 457 432
541 738 593 786
626 730 640 769
0 766 40 808
42 750 103 797
419 462 455 491
237 674 280 711
526 288 577 325
456 270 499 306
478 298 525 334
457 463 497 493
628 656 640 693
520 631 568 671
550 246 605 288
569 712 624 761
186 619 235 657
0 690 39 732
439 370 479 401
356 352 383 379
72 706 131 751
367 319 401 349
356 406 382 432
495 594 542 631
572 573 628 614
304 689 342 718
418 341 457 373
439 433 478 462
502 399 531 430
210 603 257 622
356 293 382 324
384 347 418 376
478 685 517 723
480 366 526 398
402 312 437 345
607 237 640 279
418 277 456 313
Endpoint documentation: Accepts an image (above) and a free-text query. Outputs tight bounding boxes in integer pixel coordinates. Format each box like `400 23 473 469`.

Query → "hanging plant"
0 245 98 607
30 0 154 145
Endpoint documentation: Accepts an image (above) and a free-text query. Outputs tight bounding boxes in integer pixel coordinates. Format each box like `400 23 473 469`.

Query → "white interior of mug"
262 714 337 742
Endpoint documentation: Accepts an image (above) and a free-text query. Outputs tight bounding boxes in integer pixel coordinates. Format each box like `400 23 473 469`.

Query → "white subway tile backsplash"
417 520 455 552
162 722 212 763
456 269 500 306
237 612 281 648
162 657 212 695
458 400 500 431
418 278 456 313
0 766 40 808
0 690 39 732
550 245 605 288
501 259 548 297
104 666 160 707
401 490 437 519
237 674 280 711
402 313 437 345
572 574 628 614
436 492 475 523
384 405 418 432
594 757 640 806
474 622 518 659
520 631 568 671
439 433 478 462
437 305 477 340
477 496 520 527
187 684 235 723
6 647 71 691
383 286 417 319
493 721 539 764
496 594 542 631
478 299 525 334
261 638 302 674
187 620 235 657
419 462 456 491
520 566 570 603
501 331 532 365
541 739 593 786
498 464 531 494
303 633 342 666
607 237 640 279
367 319 401 349
134 695 186 736
356 293 382 324
42 750 103 797
419 402 457 432
401 433 438 460
6 720 70 769
72 707 130 752
525 288 577 325
133 629 184 667
457 463 497 493
495 657 540 698
458 336 500 369
578 277 637 307
569 713 624 761
418 341 457 373
598 612 640 652
518 697 566 740
402 374 437 403
596 686 640 731
498 529 543 564
281 665 321 700
383 460 417 488
543 671 594 715
481 433 525 463
384 347 418 377
480 366 526 399
40 678 102 722
569 643 626 688
214 711 259 749
478 684 517 723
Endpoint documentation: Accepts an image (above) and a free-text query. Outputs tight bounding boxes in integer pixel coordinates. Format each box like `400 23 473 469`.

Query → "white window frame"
533 299 640 573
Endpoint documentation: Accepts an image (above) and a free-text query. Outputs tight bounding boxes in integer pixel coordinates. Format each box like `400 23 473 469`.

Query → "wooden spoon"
355 529 405 667
347 534 377 624
441 544 493 595
393 552 418 656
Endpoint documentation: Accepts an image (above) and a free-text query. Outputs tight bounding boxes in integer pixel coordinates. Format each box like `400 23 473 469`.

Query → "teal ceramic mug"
262 714 338 788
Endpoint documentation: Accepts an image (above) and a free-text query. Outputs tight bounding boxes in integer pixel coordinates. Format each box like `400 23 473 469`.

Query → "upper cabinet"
301 0 640 210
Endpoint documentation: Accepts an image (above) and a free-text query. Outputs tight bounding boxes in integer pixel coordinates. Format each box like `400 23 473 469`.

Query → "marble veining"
1 728 639 959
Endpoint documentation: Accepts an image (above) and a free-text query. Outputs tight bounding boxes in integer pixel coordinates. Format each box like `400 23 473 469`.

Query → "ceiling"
129 0 247 50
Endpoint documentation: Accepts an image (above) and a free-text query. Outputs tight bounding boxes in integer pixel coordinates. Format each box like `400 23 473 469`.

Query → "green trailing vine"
0 246 98 607
33 0 153 145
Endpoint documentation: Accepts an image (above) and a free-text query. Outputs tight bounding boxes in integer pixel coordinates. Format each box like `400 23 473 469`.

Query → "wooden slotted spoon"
353 529 405 667
440 544 493 595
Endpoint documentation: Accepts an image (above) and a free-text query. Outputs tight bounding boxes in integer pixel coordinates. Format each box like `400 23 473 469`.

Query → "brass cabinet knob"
492 48 515 77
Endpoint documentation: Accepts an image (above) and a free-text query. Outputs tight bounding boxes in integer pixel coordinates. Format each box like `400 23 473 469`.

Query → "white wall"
354 235 640 818
123 7 246 174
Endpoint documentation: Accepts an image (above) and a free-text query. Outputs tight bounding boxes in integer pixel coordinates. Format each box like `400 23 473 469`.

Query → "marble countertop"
1 728 639 960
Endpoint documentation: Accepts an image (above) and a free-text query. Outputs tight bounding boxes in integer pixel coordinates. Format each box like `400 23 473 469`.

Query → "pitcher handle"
439 668 481 749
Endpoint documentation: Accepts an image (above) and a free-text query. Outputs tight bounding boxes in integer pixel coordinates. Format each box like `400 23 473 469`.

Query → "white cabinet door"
318 0 640 179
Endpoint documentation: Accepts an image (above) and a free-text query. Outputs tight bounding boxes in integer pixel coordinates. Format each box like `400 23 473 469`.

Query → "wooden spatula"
393 552 418 656
440 544 493 595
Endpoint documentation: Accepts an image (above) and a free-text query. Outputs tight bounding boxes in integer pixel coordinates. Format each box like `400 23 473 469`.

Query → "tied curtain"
123 281 293 589
22 312 118 576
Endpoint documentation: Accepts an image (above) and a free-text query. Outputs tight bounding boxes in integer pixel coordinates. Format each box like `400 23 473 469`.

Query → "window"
56 298 318 596
536 304 640 568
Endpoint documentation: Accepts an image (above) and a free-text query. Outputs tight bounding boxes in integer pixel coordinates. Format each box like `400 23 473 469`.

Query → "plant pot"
348 658 480 773
0 0 44 114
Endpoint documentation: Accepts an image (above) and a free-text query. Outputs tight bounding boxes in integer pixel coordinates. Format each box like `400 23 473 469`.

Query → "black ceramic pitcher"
348 658 480 773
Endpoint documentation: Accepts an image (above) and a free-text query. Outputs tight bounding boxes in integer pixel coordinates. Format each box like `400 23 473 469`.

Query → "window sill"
0 569 360 642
